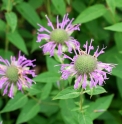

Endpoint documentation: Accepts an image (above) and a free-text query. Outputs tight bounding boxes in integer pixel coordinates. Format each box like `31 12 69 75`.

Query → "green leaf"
54 52 64 63
84 86 107 95
104 23 122 32
66 0 70 5
31 37 44 53
72 0 86 13
98 111 118 124
0 20 6 38
74 4 107 24
99 46 120 63
114 32 122 51
60 99 78 124
0 49 13 60
1 92 28 113
119 110 122 115
46 56 60 72
16 2 41 28
16 100 40 124
116 0 122 8
78 112 93 124
41 83 52 100
87 94 114 120
26 83 42 95
34 71 60 83
5 12 17 32
0 20 6 32
7 30 28 55
28 115 47 124
1 0 13 11
14 0 23 4
40 97 59 117
52 0 66 16
112 64 122 79
29 0 44 9
18 29 33 39
116 77 122 98
106 0 116 14
53 86 80 100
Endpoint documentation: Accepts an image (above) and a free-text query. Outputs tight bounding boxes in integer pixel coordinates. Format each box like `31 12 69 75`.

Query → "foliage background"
0 0 122 124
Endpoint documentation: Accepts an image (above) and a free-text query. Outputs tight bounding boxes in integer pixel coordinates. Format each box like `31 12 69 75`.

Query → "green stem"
5 96 11 124
27 94 58 106
47 0 51 19
80 88 83 111
5 0 11 52
5 24 9 52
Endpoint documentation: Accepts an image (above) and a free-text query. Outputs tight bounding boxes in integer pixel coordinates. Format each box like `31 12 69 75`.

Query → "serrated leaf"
74 4 107 24
16 100 40 124
34 71 60 83
7 30 28 55
52 0 66 16
87 94 114 120
5 12 17 32
78 112 93 124
104 23 122 32
84 86 107 95
1 92 28 113
53 86 80 100
16 2 41 28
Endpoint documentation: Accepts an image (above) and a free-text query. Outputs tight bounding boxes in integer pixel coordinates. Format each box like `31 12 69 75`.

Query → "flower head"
0 51 36 98
37 14 81 56
60 39 116 89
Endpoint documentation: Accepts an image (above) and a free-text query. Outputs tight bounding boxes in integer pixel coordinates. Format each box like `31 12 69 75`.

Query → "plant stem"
80 88 83 111
5 24 9 52
5 0 11 52
47 0 51 19
27 94 58 106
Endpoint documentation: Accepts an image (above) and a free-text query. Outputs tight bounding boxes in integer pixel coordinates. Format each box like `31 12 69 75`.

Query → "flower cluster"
60 39 116 89
37 14 116 90
37 14 80 56
0 14 116 98
0 52 36 98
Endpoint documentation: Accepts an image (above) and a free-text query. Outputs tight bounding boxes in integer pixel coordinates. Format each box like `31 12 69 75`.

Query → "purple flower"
60 39 116 89
0 51 36 98
37 14 81 56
